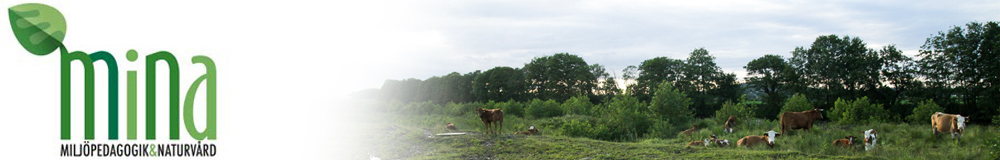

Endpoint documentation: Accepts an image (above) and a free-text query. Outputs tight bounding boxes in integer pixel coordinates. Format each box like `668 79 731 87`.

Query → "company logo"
9 3 217 157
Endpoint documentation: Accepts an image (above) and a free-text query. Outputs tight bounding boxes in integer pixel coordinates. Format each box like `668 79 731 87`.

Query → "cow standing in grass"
477 108 504 134
679 125 698 136
779 108 824 135
931 112 968 140
864 129 877 151
737 130 781 149
724 116 737 134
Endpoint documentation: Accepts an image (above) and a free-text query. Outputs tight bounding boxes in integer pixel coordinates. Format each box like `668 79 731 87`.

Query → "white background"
0 0 403 159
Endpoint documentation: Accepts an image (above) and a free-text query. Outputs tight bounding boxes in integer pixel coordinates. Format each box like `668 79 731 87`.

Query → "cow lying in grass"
724 116 737 134
446 123 457 131
679 125 698 136
514 126 539 135
687 139 711 147
832 135 857 147
932 112 968 140
737 130 780 149
476 108 504 134
864 129 877 151
710 135 730 147
779 108 824 135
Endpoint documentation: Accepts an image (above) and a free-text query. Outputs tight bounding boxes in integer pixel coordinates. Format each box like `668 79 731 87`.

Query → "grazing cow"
832 136 857 147
687 139 711 147
724 116 737 133
737 130 781 149
514 126 539 135
476 108 504 134
864 129 877 151
679 125 699 136
779 108 825 135
709 135 730 147
931 112 969 140
446 123 457 130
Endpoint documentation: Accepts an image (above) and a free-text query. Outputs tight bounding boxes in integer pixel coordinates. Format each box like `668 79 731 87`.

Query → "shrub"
527 99 563 118
778 93 814 119
829 97 889 125
646 120 685 139
600 94 652 142
648 81 693 125
498 100 525 118
715 95 758 123
907 99 944 123
561 94 593 115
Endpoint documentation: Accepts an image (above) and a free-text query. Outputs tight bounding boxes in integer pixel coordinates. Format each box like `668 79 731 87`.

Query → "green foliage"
598 94 652 141
714 95 757 123
561 94 592 115
497 100 525 118
907 99 944 123
829 97 890 124
473 66 526 102
918 21 1000 122
523 53 599 102
527 99 563 119
744 54 793 119
779 93 814 118
9 3 67 55
648 81 694 125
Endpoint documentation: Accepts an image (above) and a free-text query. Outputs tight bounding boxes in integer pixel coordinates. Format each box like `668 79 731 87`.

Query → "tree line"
370 21 1000 124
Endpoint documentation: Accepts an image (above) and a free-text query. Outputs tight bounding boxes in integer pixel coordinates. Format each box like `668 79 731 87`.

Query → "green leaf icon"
9 3 67 55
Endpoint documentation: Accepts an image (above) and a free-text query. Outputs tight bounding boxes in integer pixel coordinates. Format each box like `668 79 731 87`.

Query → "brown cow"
724 116 737 133
679 125 698 136
779 108 824 135
931 112 968 140
863 129 877 151
737 130 781 149
446 123 457 130
514 126 539 135
832 135 857 147
476 108 504 134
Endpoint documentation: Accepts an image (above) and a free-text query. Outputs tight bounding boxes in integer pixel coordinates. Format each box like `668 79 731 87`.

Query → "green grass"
364 114 997 159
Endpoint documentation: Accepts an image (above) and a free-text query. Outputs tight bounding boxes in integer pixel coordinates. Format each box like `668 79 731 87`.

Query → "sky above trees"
356 0 999 94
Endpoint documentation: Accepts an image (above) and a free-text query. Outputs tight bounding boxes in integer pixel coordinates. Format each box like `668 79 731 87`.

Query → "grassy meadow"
362 113 997 159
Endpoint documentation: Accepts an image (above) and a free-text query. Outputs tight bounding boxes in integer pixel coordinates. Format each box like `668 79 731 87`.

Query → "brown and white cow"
863 129 877 151
737 130 781 149
476 108 504 134
679 125 699 136
446 123 457 130
931 112 968 140
724 116 737 134
832 135 857 147
779 108 824 135
687 139 711 147
514 126 539 135
710 135 730 147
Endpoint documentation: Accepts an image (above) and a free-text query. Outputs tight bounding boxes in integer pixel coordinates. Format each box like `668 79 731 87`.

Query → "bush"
778 93 814 119
715 95 757 123
527 99 563 119
561 94 593 115
829 97 889 125
907 99 944 123
646 120 686 139
600 94 652 142
648 81 693 125
497 100 525 118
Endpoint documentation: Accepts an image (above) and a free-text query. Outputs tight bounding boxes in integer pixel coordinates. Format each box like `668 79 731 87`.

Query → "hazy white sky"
358 0 1000 94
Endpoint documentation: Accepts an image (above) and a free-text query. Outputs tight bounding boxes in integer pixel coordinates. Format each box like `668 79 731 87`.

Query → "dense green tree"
629 57 685 102
789 35 883 109
473 66 526 102
917 21 1000 122
648 81 694 125
523 53 599 102
744 54 793 119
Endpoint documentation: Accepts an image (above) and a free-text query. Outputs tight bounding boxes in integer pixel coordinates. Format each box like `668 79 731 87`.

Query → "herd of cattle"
449 107 969 151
